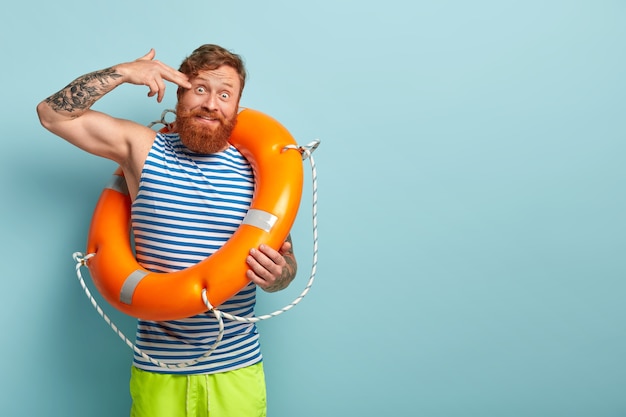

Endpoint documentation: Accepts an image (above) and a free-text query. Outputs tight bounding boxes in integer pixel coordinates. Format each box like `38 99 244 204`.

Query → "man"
37 44 297 417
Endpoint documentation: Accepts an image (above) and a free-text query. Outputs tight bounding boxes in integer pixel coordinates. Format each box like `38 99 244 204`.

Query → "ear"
176 86 184 100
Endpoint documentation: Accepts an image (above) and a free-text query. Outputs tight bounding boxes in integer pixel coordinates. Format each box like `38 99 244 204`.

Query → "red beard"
174 105 237 154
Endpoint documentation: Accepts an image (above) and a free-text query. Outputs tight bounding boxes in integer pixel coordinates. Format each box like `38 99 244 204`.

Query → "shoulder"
121 126 158 198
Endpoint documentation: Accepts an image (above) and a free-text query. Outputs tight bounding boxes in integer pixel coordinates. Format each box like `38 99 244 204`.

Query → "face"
174 65 241 154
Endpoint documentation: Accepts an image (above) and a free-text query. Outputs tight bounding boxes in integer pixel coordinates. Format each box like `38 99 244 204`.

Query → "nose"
201 94 218 111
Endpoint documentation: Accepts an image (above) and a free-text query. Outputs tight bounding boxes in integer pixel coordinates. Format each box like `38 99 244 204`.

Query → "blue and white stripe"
131 132 261 374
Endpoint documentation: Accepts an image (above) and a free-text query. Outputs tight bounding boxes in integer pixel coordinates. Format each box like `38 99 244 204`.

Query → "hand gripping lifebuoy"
85 108 304 321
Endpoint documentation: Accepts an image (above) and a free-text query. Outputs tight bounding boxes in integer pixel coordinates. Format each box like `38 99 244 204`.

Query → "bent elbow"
36 100 53 130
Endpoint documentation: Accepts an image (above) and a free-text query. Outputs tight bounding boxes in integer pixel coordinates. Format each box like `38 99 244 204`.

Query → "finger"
145 57 191 89
137 48 156 62
246 268 268 287
155 77 167 102
162 69 191 89
247 248 273 273
246 254 273 285
278 241 292 255
257 244 285 265
248 247 283 278
145 80 158 99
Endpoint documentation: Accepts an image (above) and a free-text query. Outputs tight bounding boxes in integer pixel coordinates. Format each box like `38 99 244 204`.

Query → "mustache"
178 108 226 123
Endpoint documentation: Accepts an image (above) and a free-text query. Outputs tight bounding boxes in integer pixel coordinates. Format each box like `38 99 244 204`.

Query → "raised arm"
36 49 192 194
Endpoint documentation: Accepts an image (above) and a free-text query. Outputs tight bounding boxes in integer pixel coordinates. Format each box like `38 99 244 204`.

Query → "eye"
220 92 230 100
195 86 207 94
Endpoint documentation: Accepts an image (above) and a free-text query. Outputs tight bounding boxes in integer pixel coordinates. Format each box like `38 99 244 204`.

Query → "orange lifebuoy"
85 108 304 321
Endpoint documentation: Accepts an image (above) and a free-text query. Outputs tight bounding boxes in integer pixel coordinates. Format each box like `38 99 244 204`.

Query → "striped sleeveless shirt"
130 132 261 374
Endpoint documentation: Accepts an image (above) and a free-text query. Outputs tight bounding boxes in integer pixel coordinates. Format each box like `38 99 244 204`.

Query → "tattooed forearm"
265 235 298 293
282 234 297 283
44 67 123 116
282 252 297 285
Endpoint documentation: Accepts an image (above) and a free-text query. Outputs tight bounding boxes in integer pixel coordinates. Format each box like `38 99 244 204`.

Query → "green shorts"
129 363 267 417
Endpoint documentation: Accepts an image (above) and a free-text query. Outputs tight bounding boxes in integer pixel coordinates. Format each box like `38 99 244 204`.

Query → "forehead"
192 65 241 90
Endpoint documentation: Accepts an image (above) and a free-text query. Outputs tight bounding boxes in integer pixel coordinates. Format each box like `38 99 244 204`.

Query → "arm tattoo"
283 247 297 282
45 67 123 116
260 235 298 293
271 235 297 292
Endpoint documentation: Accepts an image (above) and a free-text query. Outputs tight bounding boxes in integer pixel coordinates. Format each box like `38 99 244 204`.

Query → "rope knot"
283 140 321 161
72 252 94 266
201 289 215 312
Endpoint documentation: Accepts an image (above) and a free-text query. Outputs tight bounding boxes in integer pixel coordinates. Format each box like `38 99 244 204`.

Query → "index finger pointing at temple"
165 69 192 89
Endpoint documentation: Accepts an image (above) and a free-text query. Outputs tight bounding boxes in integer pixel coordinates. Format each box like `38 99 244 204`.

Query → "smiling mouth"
196 115 222 125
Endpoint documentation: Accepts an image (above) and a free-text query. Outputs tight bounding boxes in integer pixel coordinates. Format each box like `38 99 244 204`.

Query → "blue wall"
2 1 625 416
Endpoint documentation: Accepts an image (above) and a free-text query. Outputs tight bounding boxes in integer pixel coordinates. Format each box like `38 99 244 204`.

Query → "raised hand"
116 49 192 102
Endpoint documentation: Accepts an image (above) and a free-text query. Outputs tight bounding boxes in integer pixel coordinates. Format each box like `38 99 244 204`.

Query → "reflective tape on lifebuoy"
85 108 304 321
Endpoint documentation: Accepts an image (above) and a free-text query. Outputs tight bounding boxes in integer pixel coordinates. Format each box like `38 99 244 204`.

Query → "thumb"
136 48 156 62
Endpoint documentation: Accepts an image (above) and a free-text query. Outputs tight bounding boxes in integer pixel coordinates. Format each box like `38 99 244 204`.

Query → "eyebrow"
194 76 236 90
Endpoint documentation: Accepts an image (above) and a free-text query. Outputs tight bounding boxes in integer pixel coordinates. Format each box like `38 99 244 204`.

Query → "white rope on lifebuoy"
216 141 320 324
73 253 225 369
73 140 320 368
